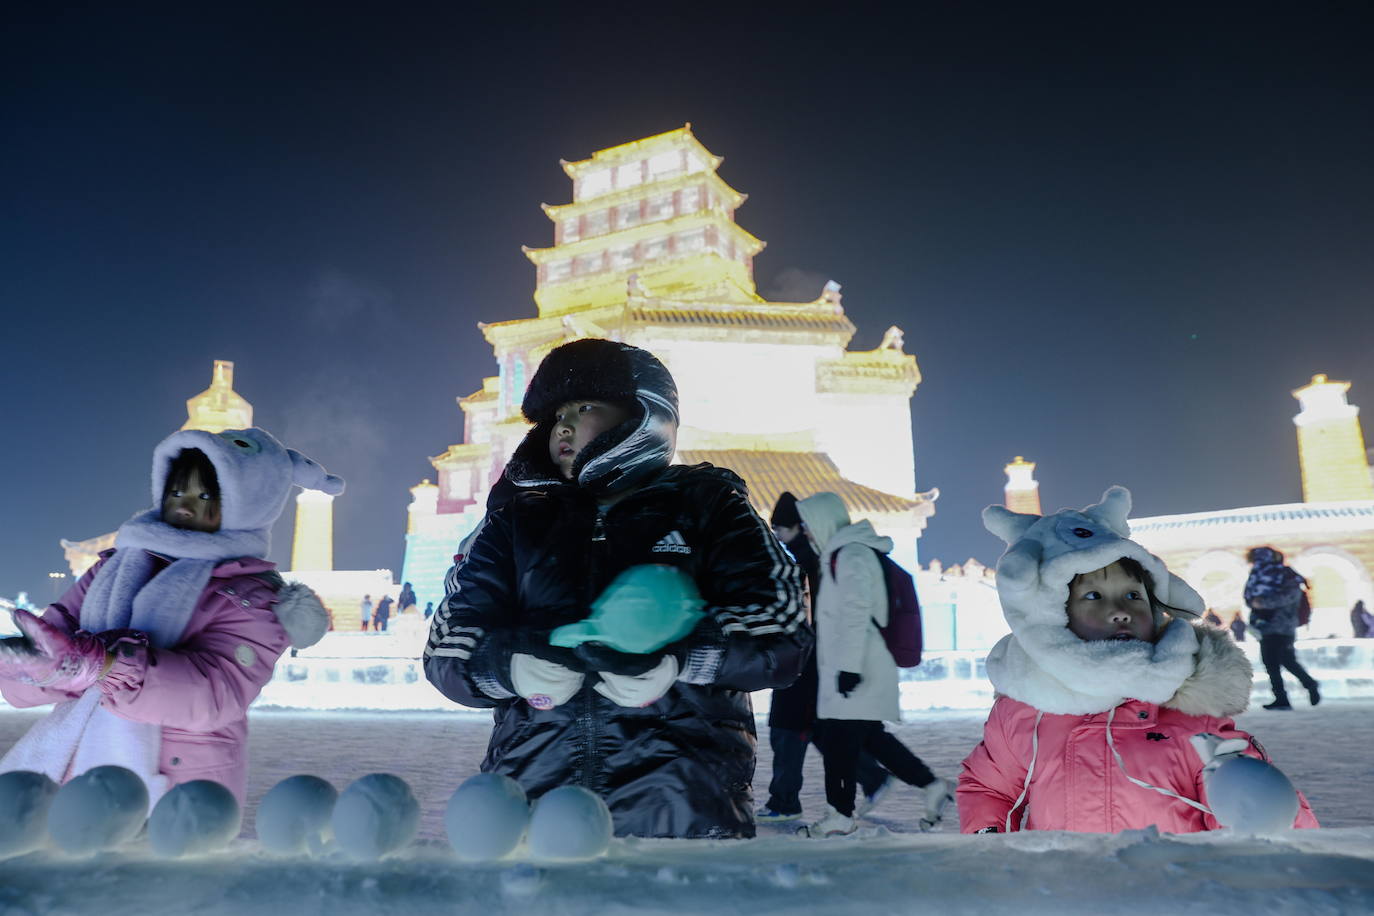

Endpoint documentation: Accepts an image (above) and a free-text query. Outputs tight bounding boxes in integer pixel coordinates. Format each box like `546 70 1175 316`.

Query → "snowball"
256 774 338 856
1205 756 1300 835
445 773 529 862
0 770 58 859
47 765 148 855
147 780 241 857
331 773 419 861
526 786 612 861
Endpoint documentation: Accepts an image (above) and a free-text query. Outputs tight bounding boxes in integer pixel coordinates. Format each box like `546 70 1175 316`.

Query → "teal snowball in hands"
550 565 705 654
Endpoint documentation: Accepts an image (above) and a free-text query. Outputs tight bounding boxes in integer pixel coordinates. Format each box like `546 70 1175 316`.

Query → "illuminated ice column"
1003 456 1042 515
290 489 335 572
407 479 439 534
1292 374 1374 502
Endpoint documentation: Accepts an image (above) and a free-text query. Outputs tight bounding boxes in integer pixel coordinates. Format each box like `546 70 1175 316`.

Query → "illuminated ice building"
401 126 936 610
1128 374 1374 641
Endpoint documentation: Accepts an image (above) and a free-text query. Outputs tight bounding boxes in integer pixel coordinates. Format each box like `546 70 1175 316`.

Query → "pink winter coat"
0 551 292 803
959 695 1319 833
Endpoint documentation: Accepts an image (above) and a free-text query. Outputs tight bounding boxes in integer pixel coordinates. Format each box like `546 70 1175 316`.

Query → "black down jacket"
425 463 810 838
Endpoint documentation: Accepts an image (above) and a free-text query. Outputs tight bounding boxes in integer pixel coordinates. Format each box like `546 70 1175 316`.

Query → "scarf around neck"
986 618 1201 716
0 510 268 809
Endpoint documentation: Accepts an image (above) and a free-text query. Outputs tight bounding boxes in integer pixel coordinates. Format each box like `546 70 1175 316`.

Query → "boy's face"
1066 561 1156 643
162 465 222 532
549 400 633 480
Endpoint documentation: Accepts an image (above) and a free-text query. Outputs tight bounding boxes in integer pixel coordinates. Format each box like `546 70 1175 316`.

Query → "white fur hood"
987 620 1253 717
272 581 330 650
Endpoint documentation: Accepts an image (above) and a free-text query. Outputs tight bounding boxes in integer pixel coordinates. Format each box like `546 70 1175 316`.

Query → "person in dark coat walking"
1245 546 1320 710
1351 600 1374 638
397 582 417 615
424 339 810 839
757 491 891 823
373 595 393 632
1228 611 1247 643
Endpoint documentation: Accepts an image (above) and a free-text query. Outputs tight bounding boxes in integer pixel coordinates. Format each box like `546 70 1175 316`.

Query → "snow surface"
1 704 1371 913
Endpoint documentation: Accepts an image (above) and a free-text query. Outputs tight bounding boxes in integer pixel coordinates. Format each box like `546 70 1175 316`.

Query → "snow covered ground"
1 702 1372 914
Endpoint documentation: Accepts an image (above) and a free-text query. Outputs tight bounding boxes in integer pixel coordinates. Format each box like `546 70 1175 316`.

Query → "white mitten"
1190 732 1299 833
593 655 679 708
510 653 584 710
1189 733 1251 777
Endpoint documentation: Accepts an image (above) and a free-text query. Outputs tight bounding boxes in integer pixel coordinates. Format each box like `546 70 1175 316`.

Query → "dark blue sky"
3 5 1372 601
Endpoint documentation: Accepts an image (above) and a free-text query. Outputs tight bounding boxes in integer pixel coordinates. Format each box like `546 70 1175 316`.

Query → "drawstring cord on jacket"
1006 707 1215 832
1104 706 1213 817
1004 710 1043 832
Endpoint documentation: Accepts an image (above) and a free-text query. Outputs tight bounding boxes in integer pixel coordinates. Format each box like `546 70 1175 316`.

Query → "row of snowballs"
0 767 613 862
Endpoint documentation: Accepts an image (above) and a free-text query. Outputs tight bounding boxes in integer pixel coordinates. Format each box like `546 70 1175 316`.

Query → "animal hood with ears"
151 427 344 539
979 486 1209 715
982 485 1203 632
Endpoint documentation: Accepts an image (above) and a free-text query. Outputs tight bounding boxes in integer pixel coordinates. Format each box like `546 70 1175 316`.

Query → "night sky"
4 5 1373 602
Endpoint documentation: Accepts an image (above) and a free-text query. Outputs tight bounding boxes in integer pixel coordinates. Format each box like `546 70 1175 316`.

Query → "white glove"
510 653 584 709
593 655 679 708
1189 733 1251 777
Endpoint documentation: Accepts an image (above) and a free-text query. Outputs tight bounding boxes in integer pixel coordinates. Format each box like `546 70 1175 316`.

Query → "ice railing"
3 629 1371 714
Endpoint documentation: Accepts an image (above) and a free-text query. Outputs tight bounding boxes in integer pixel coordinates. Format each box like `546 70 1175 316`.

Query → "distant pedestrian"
1351 600 1374 638
373 595 393 632
423 601 434 620
1245 547 1320 710
398 582 417 616
757 491 892 824
360 594 372 632
795 491 951 838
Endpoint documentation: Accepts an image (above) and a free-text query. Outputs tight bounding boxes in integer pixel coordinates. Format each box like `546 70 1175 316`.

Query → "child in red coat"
958 486 1317 834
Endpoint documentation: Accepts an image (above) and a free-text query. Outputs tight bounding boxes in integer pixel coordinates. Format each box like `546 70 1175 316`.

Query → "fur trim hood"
982 486 1215 716
985 620 1252 716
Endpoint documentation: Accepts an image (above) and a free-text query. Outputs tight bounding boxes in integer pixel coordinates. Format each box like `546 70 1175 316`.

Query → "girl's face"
1066 561 1156 643
549 400 632 480
162 465 222 532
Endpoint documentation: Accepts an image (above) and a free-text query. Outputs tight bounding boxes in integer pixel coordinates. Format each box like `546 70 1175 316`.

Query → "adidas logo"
651 530 692 555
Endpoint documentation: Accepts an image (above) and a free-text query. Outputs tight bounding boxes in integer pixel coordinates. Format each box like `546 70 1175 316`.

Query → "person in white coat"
796 492 953 837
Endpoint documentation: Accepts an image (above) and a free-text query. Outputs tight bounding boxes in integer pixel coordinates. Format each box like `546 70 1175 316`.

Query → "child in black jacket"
424 339 810 838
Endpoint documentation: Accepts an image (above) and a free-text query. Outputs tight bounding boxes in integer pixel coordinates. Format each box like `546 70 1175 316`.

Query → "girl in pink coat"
959 486 1318 834
0 427 340 807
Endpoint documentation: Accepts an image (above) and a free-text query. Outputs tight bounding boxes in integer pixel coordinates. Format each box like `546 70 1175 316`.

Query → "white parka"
797 493 900 722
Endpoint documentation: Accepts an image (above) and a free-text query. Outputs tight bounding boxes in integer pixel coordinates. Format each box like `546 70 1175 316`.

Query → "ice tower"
402 126 936 611
1292 374 1374 503
1003 456 1041 515
1118 374 1374 639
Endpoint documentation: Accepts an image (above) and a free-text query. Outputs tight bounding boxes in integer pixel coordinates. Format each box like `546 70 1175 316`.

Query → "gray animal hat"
980 486 1208 715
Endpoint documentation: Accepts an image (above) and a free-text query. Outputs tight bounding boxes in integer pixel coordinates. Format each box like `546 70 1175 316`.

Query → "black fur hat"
507 339 680 496
520 338 678 424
